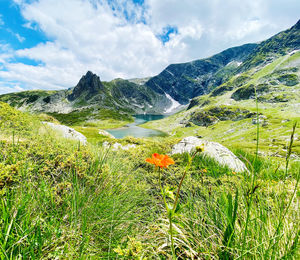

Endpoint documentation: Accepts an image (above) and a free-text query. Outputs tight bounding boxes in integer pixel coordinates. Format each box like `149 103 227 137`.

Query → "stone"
252 115 268 126
171 136 248 173
43 122 87 145
98 130 115 139
103 141 136 151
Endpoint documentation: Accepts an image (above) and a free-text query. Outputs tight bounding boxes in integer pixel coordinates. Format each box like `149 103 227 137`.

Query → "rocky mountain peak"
68 71 104 101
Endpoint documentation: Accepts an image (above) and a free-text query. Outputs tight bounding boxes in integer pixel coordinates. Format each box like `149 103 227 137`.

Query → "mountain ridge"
0 19 299 125
145 43 258 104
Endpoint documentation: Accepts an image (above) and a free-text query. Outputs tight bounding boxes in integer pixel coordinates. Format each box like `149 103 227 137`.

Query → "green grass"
281 51 300 66
48 108 133 127
0 90 57 107
248 55 286 82
0 97 299 259
73 126 114 144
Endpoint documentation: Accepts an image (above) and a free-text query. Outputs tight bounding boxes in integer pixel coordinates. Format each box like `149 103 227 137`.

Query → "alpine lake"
106 114 167 139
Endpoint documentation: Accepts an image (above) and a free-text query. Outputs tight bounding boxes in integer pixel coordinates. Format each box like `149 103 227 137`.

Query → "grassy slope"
142 52 300 156
0 101 299 259
0 49 299 260
0 90 57 106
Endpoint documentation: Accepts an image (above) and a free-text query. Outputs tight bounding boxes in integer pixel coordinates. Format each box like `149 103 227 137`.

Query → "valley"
0 19 299 259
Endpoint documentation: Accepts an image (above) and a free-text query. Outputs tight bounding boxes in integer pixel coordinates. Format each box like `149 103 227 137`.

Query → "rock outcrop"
68 71 104 101
43 122 87 145
171 136 248 173
188 106 256 127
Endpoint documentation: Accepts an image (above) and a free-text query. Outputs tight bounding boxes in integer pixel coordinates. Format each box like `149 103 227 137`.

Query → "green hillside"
0 96 299 259
143 51 300 155
0 20 299 259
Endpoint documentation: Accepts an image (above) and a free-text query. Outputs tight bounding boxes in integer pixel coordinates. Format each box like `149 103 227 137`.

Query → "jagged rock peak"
68 71 104 101
79 71 102 89
84 70 97 78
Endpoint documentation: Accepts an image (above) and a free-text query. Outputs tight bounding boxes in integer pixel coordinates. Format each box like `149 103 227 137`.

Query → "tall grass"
0 103 299 258
0 131 156 258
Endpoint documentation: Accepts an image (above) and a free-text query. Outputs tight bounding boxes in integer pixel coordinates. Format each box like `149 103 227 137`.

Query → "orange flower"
146 153 175 168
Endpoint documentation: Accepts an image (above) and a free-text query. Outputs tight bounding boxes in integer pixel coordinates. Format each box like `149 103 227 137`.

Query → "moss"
96 109 132 121
189 111 219 127
232 75 252 87
48 109 94 126
187 96 210 109
210 84 234 97
189 106 256 127
231 84 270 101
0 90 57 107
277 74 298 86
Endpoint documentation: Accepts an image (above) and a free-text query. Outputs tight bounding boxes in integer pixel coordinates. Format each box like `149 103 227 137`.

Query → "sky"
0 0 299 94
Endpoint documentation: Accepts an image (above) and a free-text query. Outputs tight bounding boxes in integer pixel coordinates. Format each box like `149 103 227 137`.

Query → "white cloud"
0 83 25 95
1 0 300 93
15 33 25 43
6 28 26 43
0 44 14 64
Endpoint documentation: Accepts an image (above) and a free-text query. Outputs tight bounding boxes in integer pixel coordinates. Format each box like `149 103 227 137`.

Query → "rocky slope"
0 71 171 124
145 43 257 104
142 47 300 156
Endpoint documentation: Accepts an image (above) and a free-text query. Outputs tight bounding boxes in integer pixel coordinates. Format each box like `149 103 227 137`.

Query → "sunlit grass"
0 99 299 258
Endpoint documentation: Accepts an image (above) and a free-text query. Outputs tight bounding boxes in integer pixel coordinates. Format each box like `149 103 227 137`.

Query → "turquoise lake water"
106 114 167 139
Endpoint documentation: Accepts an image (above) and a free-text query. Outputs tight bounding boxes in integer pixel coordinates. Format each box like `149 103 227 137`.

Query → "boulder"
171 136 248 173
43 122 87 145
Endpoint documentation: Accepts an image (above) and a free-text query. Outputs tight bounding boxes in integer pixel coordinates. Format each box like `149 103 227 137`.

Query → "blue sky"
0 0 299 94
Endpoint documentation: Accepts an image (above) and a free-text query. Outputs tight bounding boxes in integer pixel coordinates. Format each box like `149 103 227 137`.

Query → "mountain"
238 19 300 72
0 71 172 124
145 43 258 104
0 20 299 126
4 72 171 114
145 20 300 105
68 71 104 101
142 21 299 155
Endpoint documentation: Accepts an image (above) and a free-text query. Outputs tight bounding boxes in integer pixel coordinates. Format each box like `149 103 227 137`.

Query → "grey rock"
68 71 104 101
102 141 136 151
43 122 87 145
171 136 248 173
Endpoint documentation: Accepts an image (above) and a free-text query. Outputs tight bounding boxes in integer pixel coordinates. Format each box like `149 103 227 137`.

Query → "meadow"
0 101 299 259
